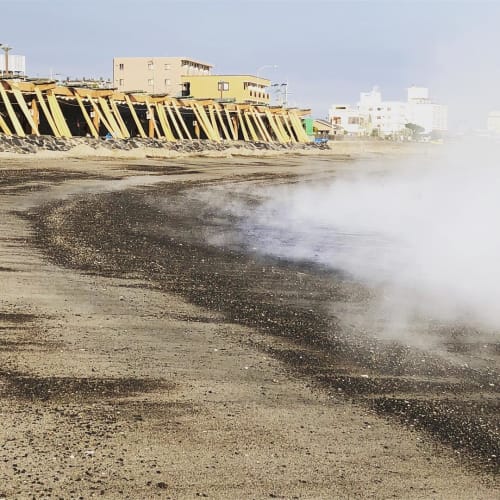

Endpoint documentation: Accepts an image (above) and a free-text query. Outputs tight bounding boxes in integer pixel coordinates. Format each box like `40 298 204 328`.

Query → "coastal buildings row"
330 86 448 137
113 56 271 105
1 49 274 106
0 46 311 144
0 79 310 143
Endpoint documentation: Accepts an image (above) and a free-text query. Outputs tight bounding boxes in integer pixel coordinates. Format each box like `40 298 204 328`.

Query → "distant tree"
405 123 425 136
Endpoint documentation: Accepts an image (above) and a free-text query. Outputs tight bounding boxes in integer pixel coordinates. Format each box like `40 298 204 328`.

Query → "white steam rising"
229 142 500 336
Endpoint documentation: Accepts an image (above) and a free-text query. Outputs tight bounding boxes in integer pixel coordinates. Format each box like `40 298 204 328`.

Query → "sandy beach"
0 146 498 498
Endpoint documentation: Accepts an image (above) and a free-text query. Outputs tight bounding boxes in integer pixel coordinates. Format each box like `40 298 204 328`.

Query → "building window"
164 78 171 86
148 79 154 86
119 63 124 70
148 61 154 70
119 79 124 86
164 63 171 70
181 82 191 97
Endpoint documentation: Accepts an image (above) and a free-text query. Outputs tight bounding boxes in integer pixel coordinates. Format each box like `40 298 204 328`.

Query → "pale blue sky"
1 0 499 127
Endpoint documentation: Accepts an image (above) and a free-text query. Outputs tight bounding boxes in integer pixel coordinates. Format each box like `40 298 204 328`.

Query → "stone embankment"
0 134 330 156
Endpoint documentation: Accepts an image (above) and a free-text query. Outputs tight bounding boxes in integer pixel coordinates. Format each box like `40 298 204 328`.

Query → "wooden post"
236 106 249 141
46 91 72 138
213 103 231 141
74 94 99 138
30 98 39 135
98 97 123 138
34 87 61 137
0 84 25 136
172 100 192 139
243 111 259 141
0 112 12 135
124 95 146 138
165 102 183 140
11 86 39 135
264 109 287 144
92 107 100 135
110 98 130 138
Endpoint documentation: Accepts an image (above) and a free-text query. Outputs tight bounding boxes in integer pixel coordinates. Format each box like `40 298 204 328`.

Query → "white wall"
329 104 364 135
0 54 26 75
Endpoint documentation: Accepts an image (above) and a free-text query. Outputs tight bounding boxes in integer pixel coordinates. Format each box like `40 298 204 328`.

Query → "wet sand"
0 154 498 498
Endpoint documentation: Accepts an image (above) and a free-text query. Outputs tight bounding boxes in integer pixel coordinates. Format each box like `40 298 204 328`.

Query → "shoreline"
0 155 497 498
0 134 436 161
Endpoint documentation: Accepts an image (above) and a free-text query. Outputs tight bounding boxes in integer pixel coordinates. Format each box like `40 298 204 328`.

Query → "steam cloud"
205 142 500 342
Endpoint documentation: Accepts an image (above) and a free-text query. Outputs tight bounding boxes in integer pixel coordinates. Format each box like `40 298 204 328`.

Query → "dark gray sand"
0 155 498 498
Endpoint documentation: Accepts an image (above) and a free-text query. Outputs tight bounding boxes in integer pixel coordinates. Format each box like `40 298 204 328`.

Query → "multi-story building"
330 86 448 136
329 104 365 135
406 86 448 133
0 54 26 77
180 74 270 104
113 56 212 94
358 88 409 135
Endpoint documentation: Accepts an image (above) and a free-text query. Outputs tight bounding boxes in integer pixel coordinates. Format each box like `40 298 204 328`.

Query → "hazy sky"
2 0 499 127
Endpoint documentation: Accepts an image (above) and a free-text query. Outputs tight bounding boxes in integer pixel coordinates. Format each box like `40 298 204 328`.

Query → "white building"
329 104 365 135
330 86 448 136
0 54 26 76
406 86 447 133
487 111 500 134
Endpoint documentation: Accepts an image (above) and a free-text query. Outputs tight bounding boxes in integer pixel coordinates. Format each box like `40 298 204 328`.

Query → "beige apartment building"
180 75 270 104
113 56 212 95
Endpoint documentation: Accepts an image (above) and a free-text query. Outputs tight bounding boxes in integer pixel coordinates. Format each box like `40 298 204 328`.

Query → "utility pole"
0 45 12 76
271 81 290 107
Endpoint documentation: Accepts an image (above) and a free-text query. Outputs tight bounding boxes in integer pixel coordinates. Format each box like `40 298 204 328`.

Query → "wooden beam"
98 97 123 138
15 82 36 92
52 86 75 97
87 97 114 137
288 110 310 143
155 103 175 141
35 83 57 92
223 106 238 140
172 102 192 139
110 99 130 138
197 103 220 141
244 112 259 141
251 109 272 142
165 103 184 140
191 103 219 141
273 112 291 143
190 104 208 140
263 108 287 144
11 86 39 135
281 114 297 143
74 94 99 139
30 98 40 135
46 90 72 137
145 99 162 138
236 107 250 142
208 105 220 139
0 85 25 136
0 111 12 135
34 87 61 137
213 103 231 141
124 95 147 139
